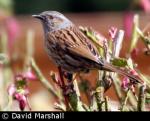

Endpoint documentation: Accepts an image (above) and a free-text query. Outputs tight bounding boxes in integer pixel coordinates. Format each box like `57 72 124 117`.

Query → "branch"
105 96 110 111
138 85 146 111
95 71 105 111
129 14 139 53
71 79 86 111
111 30 124 102
120 89 130 111
30 58 60 99
113 30 124 57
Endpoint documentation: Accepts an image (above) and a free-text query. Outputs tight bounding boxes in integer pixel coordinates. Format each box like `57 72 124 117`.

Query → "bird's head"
32 11 72 32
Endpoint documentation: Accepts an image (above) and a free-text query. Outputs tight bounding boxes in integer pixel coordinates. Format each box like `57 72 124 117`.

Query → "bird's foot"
61 82 75 95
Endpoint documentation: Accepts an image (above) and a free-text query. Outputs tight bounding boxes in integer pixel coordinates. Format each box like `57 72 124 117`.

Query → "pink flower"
7 73 31 111
15 74 25 82
131 48 139 59
123 12 134 38
7 83 29 111
24 71 36 80
121 77 130 90
121 76 136 93
130 69 144 83
5 17 20 49
108 27 117 39
14 93 27 111
140 0 150 13
130 69 139 76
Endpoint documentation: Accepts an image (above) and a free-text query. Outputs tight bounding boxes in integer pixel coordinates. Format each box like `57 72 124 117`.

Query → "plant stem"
95 71 105 111
120 89 130 111
138 85 146 111
128 91 137 108
111 30 124 102
24 30 34 71
71 78 85 111
112 78 122 101
136 27 150 51
112 78 137 108
58 67 70 110
105 96 109 111
129 14 139 53
113 30 124 57
0 32 12 110
111 29 137 108
3 96 13 111
30 58 60 99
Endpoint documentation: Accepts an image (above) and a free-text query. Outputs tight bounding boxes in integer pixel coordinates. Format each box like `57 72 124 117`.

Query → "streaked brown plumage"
45 26 103 72
32 11 140 83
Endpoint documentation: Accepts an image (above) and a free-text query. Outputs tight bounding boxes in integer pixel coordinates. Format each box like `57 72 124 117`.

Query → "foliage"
0 14 150 111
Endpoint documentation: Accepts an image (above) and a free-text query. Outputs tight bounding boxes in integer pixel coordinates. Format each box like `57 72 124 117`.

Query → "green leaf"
111 58 127 67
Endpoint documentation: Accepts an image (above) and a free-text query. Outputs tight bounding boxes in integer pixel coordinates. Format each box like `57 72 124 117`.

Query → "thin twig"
111 30 124 102
138 85 146 111
120 89 130 111
30 58 60 99
129 14 139 53
54 102 66 111
95 71 105 111
111 29 137 108
113 30 124 57
128 92 137 108
136 27 150 51
112 77 137 107
0 32 13 110
105 96 109 111
58 67 70 110
24 30 35 71
112 79 122 101
3 96 13 111
73 78 85 111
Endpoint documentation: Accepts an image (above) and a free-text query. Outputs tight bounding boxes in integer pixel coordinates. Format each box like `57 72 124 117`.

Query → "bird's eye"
48 15 54 19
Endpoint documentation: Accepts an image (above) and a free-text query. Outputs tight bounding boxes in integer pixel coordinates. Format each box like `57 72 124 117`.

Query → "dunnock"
32 11 140 83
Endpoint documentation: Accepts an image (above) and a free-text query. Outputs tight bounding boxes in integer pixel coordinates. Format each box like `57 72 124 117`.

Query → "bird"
32 11 141 83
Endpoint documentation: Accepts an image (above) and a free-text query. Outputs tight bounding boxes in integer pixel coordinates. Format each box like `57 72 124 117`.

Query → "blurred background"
0 0 150 111
13 0 148 13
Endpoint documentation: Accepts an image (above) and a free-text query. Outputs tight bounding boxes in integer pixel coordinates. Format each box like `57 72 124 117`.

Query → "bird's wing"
61 26 101 63
48 26 142 83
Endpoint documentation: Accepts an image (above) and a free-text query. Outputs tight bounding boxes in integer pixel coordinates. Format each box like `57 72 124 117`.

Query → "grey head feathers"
33 11 73 32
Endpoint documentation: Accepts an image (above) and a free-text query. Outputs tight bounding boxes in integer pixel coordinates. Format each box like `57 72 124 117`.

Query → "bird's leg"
58 67 70 110
64 72 83 111
64 72 79 82
63 72 75 94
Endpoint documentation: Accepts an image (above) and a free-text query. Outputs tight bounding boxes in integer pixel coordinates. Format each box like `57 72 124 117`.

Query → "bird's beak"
32 14 44 20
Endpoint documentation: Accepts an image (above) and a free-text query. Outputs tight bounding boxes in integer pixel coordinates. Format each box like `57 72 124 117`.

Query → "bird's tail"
102 62 142 84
